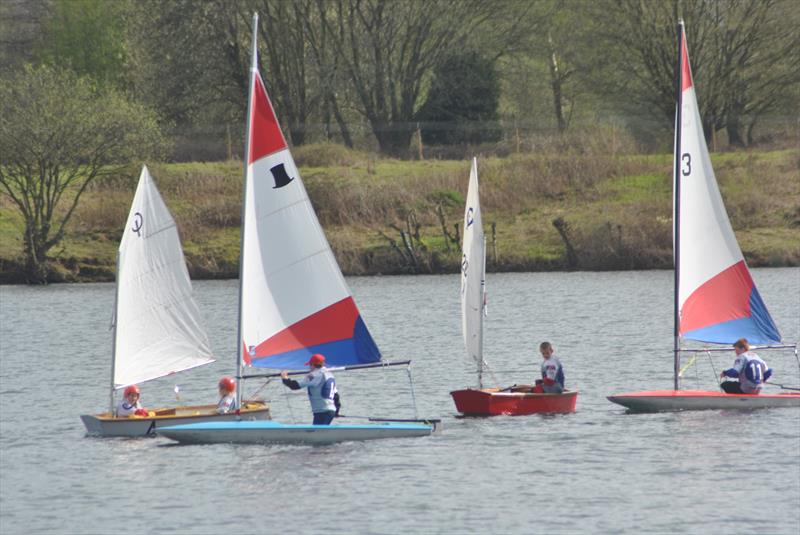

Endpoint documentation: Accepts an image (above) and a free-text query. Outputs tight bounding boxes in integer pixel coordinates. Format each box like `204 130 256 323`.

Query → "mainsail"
239 29 380 370
461 158 486 382
113 166 215 388
674 27 780 345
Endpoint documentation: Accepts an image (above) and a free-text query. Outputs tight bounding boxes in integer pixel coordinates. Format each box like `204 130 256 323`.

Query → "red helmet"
218 377 236 392
124 384 140 397
305 353 326 367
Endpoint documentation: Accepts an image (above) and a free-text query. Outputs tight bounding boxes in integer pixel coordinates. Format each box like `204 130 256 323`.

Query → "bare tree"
594 0 798 144
297 0 354 147
0 65 166 283
316 0 497 156
250 0 315 145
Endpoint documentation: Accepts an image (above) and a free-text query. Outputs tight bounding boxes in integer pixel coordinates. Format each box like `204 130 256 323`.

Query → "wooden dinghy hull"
156 419 437 445
80 402 270 437
607 390 800 412
450 388 578 416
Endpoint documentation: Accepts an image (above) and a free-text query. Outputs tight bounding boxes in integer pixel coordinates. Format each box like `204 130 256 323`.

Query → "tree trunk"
23 225 49 284
726 114 746 147
374 124 413 158
289 120 306 146
547 32 567 134
328 94 354 148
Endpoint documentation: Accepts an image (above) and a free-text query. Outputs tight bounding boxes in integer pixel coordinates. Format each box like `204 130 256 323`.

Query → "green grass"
1 145 797 281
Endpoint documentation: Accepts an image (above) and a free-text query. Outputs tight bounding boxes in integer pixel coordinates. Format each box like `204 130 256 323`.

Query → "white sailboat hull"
157 419 436 445
81 402 270 437
608 390 800 412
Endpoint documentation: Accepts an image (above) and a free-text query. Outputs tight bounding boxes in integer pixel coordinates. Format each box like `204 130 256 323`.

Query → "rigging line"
705 350 721 389
282 381 297 424
794 345 800 375
406 366 419 420
764 381 800 392
678 355 697 378
480 359 501 388
244 379 271 402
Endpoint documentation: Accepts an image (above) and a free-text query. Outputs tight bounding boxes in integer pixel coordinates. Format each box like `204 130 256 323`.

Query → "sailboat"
81 166 270 436
449 159 577 415
607 21 800 412
157 14 437 445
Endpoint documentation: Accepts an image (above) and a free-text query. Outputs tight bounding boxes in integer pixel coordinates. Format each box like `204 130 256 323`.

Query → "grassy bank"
1 143 798 283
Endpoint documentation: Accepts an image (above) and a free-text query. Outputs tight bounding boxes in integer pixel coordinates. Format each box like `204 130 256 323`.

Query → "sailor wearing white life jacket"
280 353 339 425
720 338 772 394
535 342 565 394
217 376 238 414
116 384 148 417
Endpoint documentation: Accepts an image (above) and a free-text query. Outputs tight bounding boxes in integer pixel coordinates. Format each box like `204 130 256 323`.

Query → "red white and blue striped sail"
676 32 780 345
239 48 380 369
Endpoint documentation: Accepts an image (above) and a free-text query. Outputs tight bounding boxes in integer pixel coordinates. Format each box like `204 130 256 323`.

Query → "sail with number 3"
674 26 780 346
606 21 798 412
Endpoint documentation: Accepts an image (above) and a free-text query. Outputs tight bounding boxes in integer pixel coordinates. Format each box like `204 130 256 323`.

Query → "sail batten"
113 166 215 389
675 26 780 346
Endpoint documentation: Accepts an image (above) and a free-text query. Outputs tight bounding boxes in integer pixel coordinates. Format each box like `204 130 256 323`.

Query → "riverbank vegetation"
1 141 797 283
1 0 798 282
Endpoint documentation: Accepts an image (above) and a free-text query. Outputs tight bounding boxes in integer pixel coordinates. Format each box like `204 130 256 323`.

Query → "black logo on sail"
270 163 294 189
132 212 143 237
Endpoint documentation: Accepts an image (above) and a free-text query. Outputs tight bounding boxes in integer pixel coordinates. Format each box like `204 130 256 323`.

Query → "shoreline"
2 148 798 284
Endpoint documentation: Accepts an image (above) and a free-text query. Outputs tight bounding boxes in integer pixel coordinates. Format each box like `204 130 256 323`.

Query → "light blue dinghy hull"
607 390 800 412
156 420 436 445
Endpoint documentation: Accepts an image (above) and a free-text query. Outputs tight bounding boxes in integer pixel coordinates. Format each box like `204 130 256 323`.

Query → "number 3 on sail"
607 21 800 412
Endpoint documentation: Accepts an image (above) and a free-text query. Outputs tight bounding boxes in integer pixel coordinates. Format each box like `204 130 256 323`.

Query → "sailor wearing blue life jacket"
536 341 565 394
720 338 772 394
281 353 340 425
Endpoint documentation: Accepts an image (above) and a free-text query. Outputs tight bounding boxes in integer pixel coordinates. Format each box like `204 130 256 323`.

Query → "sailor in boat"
534 342 565 394
217 377 237 414
719 338 772 395
116 384 148 417
280 353 339 425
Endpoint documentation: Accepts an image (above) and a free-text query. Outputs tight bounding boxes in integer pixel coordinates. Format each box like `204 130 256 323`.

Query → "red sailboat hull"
608 389 800 412
450 387 577 416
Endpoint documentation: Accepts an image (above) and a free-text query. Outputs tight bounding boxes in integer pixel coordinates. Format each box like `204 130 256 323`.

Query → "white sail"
461 158 486 368
113 166 215 388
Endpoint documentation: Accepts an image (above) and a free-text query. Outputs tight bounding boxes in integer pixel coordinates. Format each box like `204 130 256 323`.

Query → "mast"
477 234 486 389
673 20 684 391
236 13 259 409
109 252 121 414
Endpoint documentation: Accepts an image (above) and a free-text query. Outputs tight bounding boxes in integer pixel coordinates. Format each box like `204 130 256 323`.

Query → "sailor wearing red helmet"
280 353 340 425
217 376 238 414
116 384 147 417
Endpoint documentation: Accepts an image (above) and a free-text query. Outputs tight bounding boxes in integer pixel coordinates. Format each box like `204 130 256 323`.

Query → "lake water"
1 269 799 535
